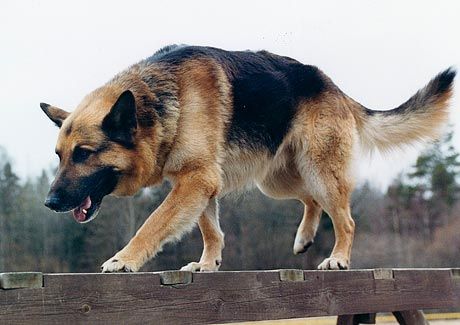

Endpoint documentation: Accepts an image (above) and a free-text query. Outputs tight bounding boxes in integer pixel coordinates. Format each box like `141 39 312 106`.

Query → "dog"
40 45 456 272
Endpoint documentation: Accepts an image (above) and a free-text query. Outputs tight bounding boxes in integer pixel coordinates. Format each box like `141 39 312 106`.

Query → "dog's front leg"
180 197 225 272
101 169 219 272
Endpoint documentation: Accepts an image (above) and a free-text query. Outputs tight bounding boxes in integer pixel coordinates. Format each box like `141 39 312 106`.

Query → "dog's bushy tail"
352 67 456 153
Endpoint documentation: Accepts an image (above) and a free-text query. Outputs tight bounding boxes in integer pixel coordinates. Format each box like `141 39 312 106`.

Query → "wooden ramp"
1 268 459 324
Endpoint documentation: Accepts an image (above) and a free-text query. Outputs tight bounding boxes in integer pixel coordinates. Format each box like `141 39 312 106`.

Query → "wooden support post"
337 313 376 325
392 310 429 325
355 313 376 324
337 315 355 325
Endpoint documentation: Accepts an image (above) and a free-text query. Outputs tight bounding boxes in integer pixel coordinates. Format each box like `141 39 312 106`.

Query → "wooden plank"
0 269 458 324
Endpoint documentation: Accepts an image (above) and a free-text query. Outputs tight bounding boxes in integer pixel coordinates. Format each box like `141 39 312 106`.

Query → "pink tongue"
81 196 92 209
72 196 92 222
72 209 86 222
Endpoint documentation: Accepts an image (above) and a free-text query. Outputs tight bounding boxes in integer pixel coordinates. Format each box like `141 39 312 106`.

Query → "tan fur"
102 59 231 271
181 198 224 271
293 197 322 255
352 88 453 154
42 55 455 272
254 94 358 269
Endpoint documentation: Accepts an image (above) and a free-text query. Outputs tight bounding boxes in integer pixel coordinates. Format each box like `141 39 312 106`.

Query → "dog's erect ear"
40 103 70 128
102 90 137 148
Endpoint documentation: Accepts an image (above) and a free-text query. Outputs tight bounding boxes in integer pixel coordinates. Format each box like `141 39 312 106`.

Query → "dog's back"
146 45 329 152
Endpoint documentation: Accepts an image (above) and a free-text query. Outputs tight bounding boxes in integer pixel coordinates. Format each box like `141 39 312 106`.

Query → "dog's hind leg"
294 97 357 270
293 197 322 255
306 160 355 269
304 153 356 270
316 192 355 270
181 197 225 272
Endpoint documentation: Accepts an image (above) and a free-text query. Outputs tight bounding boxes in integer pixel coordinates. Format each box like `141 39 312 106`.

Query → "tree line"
0 132 459 273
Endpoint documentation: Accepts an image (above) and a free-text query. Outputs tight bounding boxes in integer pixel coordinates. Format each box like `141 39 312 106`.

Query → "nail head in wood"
279 269 304 282
81 303 91 314
160 271 192 285
373 268 394 280
0 272 43 289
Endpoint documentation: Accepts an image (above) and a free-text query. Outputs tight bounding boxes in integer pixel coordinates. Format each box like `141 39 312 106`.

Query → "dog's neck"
106 64 181 190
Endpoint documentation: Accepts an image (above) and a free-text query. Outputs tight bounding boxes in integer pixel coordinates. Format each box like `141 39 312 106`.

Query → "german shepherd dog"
41 45 456 272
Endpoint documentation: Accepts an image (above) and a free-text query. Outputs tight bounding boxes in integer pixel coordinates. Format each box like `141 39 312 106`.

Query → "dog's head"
41 89 145 223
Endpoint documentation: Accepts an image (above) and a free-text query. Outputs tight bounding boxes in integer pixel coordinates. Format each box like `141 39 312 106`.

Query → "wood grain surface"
0 269 459 324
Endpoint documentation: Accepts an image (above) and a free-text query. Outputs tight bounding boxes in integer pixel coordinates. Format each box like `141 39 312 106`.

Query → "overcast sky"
0 0 459 189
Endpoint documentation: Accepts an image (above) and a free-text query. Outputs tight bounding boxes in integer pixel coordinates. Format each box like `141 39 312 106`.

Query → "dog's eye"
72 147 93 163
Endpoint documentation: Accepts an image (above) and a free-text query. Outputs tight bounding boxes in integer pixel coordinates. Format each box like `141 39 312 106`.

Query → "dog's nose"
44 194 61 211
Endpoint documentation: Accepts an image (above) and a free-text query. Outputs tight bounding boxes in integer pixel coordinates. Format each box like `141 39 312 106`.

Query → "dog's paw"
317 256 349 270
180 260 220 272
293 238 313 255
101 256 137 273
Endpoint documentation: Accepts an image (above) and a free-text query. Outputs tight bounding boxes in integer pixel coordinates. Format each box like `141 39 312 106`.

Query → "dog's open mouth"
46 167 120 223
72 196 102 223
